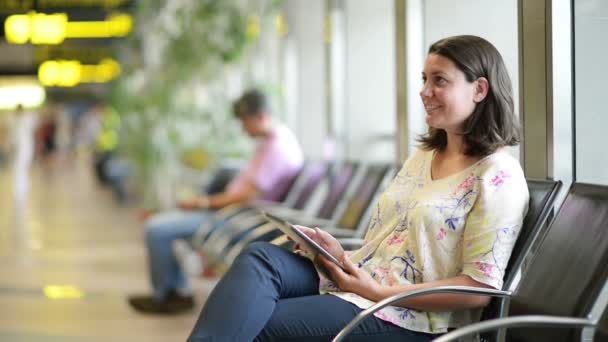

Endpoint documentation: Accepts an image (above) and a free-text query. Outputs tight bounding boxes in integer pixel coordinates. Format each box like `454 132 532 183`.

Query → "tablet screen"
263 212 344 269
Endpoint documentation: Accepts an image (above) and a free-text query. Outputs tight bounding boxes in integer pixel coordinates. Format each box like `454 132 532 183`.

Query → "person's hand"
137 208 158 222
293 226 345 261
178 196 210 210
317 254 383 301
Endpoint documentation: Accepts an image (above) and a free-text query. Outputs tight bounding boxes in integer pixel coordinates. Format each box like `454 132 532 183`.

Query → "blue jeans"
145 210 212 300
188 242 439 342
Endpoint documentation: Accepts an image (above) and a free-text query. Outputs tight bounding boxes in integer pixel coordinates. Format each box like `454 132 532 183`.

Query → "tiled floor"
0 155 211 342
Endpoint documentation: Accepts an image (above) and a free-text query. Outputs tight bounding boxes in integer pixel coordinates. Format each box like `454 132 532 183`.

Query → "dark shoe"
128 291 194 314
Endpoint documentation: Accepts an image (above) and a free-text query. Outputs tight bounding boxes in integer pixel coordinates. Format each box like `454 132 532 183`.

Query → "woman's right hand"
293 225 345 261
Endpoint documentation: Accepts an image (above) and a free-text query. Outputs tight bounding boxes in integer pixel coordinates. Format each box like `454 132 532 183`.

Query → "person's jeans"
187 242 439 342
145 210 213 300
105 158 132 203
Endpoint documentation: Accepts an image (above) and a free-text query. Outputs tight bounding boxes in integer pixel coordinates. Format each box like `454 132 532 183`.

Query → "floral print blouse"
320 148 529 338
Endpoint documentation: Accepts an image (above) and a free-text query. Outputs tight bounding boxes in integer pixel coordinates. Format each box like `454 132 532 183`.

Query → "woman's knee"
240 241 273 258
236 241 282 266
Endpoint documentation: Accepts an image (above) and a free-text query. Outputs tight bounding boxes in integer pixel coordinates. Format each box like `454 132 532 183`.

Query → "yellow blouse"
320 148 529 339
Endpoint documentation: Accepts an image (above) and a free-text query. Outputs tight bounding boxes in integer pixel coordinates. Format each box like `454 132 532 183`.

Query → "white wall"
422 0 520 160
343 0 396 162
574 0 608 185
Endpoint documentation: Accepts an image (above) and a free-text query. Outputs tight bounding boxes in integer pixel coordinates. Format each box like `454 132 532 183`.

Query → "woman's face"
420 53 484 133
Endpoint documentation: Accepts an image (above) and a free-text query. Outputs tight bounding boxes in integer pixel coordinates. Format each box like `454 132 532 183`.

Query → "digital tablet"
263 212 345 269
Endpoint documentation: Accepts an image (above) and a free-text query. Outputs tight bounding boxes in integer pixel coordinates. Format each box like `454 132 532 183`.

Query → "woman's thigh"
255 294 437 342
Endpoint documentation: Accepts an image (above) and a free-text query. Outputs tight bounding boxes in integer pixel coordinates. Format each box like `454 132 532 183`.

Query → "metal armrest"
333 286 511 342
250 199 284 207
192 207 259 247
216 200 286 220
203 214 267 261
432 315 596 342
224 223 279 265
214 203 251 218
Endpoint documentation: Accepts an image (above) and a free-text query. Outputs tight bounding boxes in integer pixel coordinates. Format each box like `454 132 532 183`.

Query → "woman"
187 35 529 342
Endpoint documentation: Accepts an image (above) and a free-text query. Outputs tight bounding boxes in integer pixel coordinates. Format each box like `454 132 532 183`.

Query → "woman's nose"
419 83 431 98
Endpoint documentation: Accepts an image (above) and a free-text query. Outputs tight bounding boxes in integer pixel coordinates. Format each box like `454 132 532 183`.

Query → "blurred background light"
4 14 30 44
65 13 133 39
0 77 46 110
38 59 121 87
275 14 288 37
43 285 85 300
246 14 261 40
30 12 68 44
5 11 133 45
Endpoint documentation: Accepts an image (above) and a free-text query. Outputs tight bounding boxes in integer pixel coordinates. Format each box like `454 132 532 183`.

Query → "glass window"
342 0 396 162
284 0 328 159
574 0 608 185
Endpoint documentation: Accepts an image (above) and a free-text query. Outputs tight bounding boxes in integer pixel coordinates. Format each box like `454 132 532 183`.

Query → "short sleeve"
253 142 286 192
461 162 529 289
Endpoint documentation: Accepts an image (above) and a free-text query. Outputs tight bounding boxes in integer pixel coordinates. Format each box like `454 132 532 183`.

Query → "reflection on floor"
0 155 213 342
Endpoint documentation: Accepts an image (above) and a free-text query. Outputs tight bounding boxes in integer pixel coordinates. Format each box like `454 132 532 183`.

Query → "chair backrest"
315 161 360 219
286 160 330 210
274 162 307 203
334 163 393 233
508 183 608 342
503 179 562 285
478 179 561 342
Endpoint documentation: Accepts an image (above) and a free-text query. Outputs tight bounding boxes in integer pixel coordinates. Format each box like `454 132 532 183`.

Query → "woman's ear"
474 77 489 103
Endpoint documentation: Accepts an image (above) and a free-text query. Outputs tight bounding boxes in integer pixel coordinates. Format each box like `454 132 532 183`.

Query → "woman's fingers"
318 255 343 276
295 224 315 233
341 255 358 274
314 227 332 242
295 225 317 239
293 243 306 255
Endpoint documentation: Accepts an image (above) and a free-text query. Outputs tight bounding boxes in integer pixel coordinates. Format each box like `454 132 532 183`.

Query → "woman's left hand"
317 254 383 301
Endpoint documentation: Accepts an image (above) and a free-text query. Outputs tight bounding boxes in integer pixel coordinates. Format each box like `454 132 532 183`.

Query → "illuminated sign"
38 58 120 86
5 11 133 44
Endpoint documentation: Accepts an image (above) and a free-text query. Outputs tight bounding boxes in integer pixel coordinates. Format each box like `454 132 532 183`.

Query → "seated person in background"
128 89 304 314
187 35 529 341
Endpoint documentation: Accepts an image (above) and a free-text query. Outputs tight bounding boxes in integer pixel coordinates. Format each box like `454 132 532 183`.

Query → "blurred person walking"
0 114 9 168
93 102 121 185
11 104 37 212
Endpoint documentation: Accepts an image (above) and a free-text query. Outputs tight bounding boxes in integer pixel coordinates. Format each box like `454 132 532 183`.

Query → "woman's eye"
435 77 447 85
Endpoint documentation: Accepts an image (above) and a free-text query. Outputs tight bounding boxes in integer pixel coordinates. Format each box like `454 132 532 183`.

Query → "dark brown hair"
232 89 268 119
418 35 520 156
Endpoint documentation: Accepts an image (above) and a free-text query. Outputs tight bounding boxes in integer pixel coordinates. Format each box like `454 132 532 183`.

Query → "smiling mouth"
424 105 441 113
